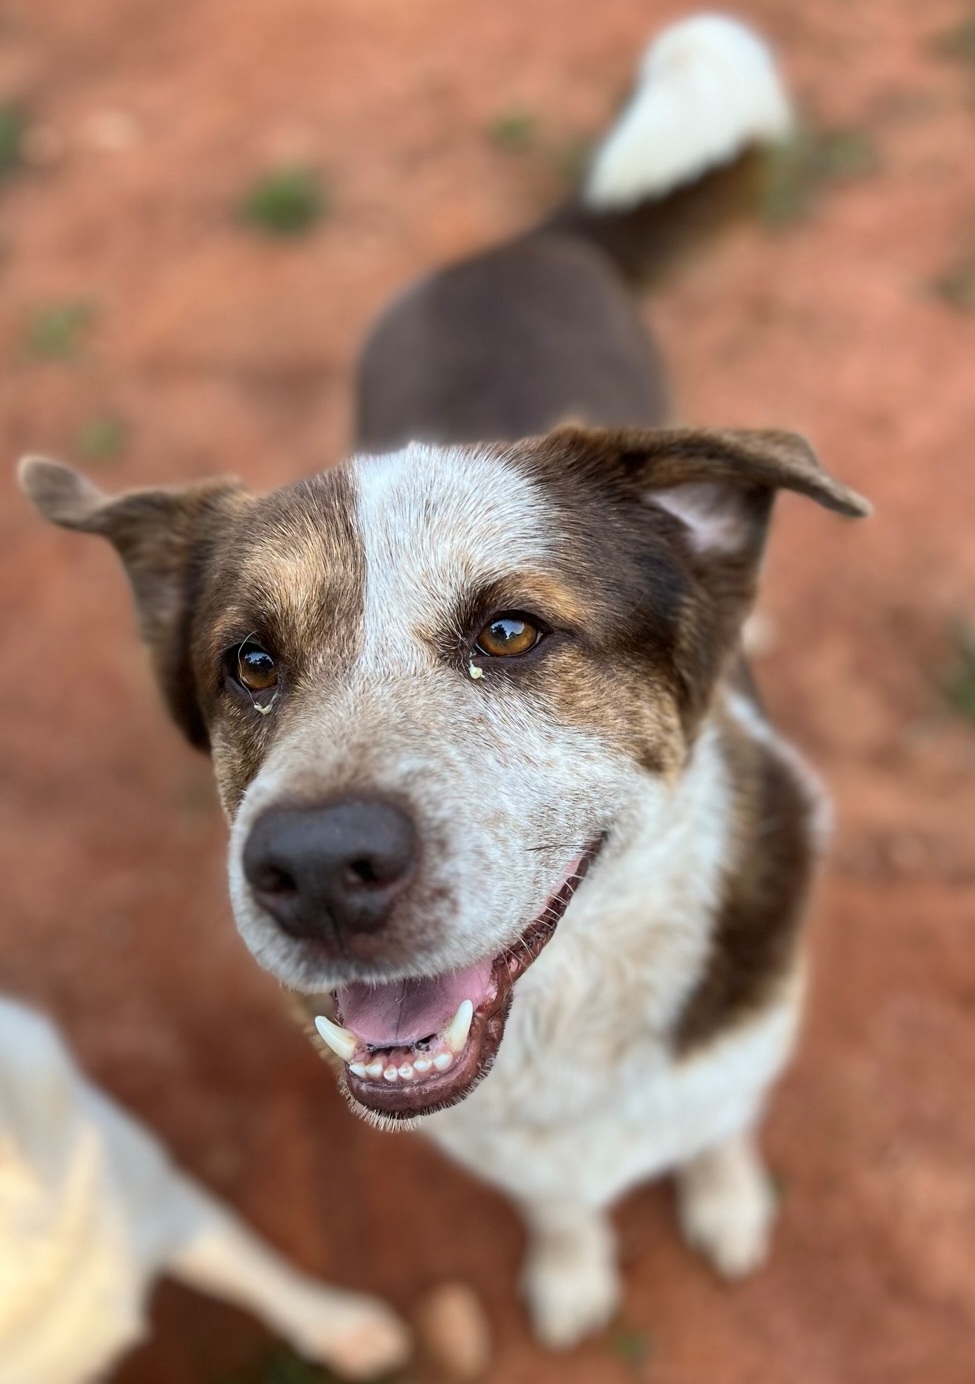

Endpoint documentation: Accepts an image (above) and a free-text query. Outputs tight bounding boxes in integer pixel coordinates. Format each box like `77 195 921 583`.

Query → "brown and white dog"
20 16 869 1349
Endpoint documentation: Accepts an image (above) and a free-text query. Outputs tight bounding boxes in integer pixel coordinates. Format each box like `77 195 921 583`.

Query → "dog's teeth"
383 1066 399 1082
398 1063 414 1079
365 1060 384 1079
349 1062 367 1078
433 1051 453 1071
314 1014 358 1062
444 999 474 1054
413 1055 432 1074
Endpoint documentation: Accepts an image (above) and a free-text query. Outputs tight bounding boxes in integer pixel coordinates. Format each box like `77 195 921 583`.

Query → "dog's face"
20 426 867 1123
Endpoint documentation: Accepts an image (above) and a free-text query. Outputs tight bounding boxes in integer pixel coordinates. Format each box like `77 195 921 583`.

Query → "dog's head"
20 426 868 1123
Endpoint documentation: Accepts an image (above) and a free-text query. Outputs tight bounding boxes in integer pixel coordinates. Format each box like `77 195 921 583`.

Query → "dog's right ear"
19 456 247 749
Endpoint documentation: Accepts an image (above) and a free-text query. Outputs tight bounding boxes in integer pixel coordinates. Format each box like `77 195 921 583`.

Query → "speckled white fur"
585 14 793 210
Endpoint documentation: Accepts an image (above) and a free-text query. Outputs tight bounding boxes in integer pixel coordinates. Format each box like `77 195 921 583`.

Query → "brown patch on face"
19 457 366 814
191 468 365 816
477 440 712 777
497 425 869 769
424 533 687 779
674 697 817 1053
426 571 590 654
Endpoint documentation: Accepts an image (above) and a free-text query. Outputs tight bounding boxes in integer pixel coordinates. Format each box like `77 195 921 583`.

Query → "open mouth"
313 839 602 1120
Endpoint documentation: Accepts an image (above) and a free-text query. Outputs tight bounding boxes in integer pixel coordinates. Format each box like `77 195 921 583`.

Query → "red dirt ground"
2 1 974 1381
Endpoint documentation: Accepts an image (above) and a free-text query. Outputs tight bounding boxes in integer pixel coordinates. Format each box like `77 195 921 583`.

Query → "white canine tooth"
314 1014 358 1062
365 1061 384 1079
444 999 474 1054
349 1063 367 1078
433 1051 453 1072
413 1056 432 1074
383 1066 398 1082
398 1063 414 1079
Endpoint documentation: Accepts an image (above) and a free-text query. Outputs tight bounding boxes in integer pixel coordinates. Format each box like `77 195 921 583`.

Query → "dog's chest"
424 929 801 1208
423 845 734 1202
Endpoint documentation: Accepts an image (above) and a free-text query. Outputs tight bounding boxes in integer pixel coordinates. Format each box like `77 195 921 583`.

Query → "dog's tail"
548 14 793 282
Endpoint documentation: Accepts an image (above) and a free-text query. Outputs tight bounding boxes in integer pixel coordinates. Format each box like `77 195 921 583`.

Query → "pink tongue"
336 961 494 1046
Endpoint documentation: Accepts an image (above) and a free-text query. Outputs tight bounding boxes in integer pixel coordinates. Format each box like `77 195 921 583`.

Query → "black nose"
243 798 418 943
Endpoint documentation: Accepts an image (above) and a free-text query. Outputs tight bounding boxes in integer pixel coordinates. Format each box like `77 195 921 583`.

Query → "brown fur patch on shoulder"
674 696 818 1053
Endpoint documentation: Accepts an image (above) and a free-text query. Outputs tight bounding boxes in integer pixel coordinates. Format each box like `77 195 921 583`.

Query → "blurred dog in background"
0 996 408 1382
21 15 869 1347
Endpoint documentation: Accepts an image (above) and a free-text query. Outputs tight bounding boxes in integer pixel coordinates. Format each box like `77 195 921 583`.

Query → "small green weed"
25 301 94 360
942 620 975 722
240 167 330 237
762 124 880 227
550 133 594 186
0 105 26 179
610 1323 653 1372
217 1344 415 1384
486 109 537 153
486 105 597 192
78 414 128 462
929 258 975 312
261 1350 335 1384
928 12 975 67
217 1346 335 1384
813 128 880 180
770 1168 790 1207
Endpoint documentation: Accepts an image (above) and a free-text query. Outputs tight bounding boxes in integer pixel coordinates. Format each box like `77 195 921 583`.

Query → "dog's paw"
288 1294 411 1379
522 1243 620 1350
677 1139 776 1280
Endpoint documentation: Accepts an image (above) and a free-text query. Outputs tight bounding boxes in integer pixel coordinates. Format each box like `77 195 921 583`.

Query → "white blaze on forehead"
352 444 551 672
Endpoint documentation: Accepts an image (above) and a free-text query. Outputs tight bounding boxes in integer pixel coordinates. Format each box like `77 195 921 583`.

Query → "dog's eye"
236 642 278 692
475 613 543 658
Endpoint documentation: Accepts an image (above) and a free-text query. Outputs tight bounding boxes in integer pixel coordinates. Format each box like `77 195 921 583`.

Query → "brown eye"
474 613 543 658
237 642 277 692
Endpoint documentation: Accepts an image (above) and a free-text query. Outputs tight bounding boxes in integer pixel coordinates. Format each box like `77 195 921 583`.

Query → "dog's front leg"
518 1196 620 1349
675 1128 777 1279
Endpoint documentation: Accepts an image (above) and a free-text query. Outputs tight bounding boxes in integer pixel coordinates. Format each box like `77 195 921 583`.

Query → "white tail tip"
585 13 794 211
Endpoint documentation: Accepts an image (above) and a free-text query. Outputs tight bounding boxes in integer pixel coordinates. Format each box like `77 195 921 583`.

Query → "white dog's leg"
519 1197 620 1349
164 1179 409 1379
675 1128 776 1279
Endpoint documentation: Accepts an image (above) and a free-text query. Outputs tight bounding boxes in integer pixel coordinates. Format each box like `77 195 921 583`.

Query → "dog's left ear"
19 456 247 749
537 424 870 727
542 424 871 562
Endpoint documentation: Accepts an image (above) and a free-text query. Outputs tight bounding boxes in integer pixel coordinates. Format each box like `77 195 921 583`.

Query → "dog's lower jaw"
328 838 605 1123
342 989 512 1125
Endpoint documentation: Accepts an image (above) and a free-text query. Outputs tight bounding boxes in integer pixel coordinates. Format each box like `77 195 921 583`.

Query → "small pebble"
415 1280 491 1380
742 610 778 658
83 110 142 152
